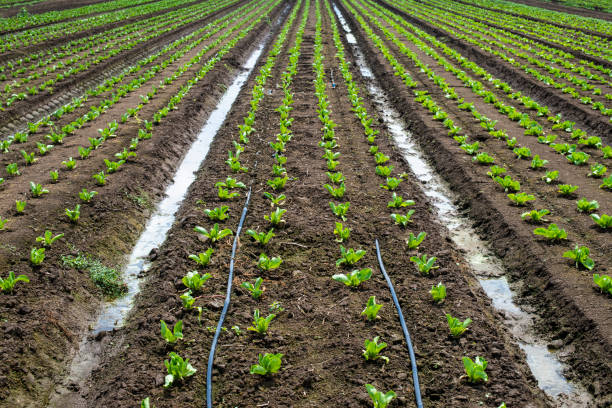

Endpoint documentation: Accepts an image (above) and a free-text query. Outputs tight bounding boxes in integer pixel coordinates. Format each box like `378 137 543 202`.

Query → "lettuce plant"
250 353 282 375
566 151 589 165
104 159 124 173
30 247 45 266
248 309 275 335
375 165 392 177
188 248 214 267
591 214 612 229
495 175 520 192
336 246 366 267
324 182 345 198
406 232 426 250
390 210 415 227
203 206 229 221
247 229 275 246
365 384 395 408
562 246 594 270
30 182 48 198
533 224 567 241
363 336 388 363
36 230 63 247
62 157 76 170
576 198 599 213
430 282 446 303
530 155 548 169
542 170 558 184
160 320 183 343
593 274 612 295
265 207 287 226
6 163 20 176
49 170 59 183
257 253 282 271
380 177 401 191
0 218 7 230
362 296 382 320
93 171 106 186
387 193 414 208
487 165 506 178
521 209 550 223
65 204 81 223
180 291 195 309
78 146 91 160
164 352 196 387
182 271 211 291
79 189 97 203
15 200 26 213
267 176 288 191
473 152 494 164
194 224 232 243
215 177 246 189
558 184 578 196
410 255 438 275
241 277 263 299
601 175 612 190
588 163 607 178
334 222 350 242
446 314 472 337
0 271 29 293
463 356 488 383
21 150 36 165
508 192 535 206
263 192 286 206
332 268 372 287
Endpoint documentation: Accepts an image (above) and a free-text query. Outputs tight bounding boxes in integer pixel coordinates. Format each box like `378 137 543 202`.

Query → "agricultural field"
0 0 610 407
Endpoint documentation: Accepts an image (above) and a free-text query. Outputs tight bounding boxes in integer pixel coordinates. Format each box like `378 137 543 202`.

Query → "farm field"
0 0 610 407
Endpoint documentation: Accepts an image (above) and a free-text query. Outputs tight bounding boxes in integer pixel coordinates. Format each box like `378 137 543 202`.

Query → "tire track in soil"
336 0 612 404
0 3 284 406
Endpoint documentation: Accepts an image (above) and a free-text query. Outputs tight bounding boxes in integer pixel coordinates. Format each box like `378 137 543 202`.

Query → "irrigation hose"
206 188 252 408
375 239 423 408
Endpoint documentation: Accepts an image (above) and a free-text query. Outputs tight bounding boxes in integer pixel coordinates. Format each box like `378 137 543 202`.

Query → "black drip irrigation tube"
206 188 252 408
375 239 423 408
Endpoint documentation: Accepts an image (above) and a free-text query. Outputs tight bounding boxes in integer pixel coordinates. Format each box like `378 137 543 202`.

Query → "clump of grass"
62 253 127 298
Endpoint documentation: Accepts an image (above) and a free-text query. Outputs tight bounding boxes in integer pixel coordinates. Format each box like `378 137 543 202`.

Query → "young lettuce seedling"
0 218 8 230
336 245 366 267
463 356 488 383
507 192 535 206
576 198 599 213
104 159 124 173
410 254 439 275
430 282 446 304
247 229 275 246
588 163 607 178
600 175 612 190
218 186 240 200
406 232 426 250
558 184 578 196
140 397 151 408
188 248 214 267
365 384 396 408
562 245 595 270
180 291 196 310
533 224 567 241
160 320 183 344
324 182 345 198
593 274 612 295
49 170 59 183
334 222 350 242
65 204 81 223
487 165 506 178
495 175 520 192
363 336 389 363
241 277 264 299
531 155 548 169
92 171 107 186
215 177 246 189
250 353 283 375
387 193 414 208
390 211 415 227
30 247 45 266
21 150 36 165
203 206 229 221
326 171 345 184
267 176 288 191
257 253 282 271
362 296 382 321
380 177 402 191
15 200 26 213
164 352 196 387
521 209 550 223
194 224 232 243
79 189 97 203
0 271 29 293
247 309 275 335
6 163 20 176
263 192 286 207
182 271 211 291
29 182 48 198
62 157 76 170
36 230 63 247
332 268 372 287
542 170 559 184
446 314 472 337
591 214 612 229
329 201 349 221
264 207 287 226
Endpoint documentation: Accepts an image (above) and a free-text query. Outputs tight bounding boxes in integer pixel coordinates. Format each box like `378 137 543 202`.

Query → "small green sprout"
332 268 372 287
446 314 472 337
533 223 567 241
247 309 275 335
363 336 389 363
495 175 520 192
410 254 438 274
380 177 402 191
361 296 382 320
487 165 506 178
588 163 607 178
530 155 547 169
93 171 107 186
257 253 282 271
390 210 415 227
334 222 350 242
463 356 488 383
542 170 558 184
562 245 594 270
65 204 81 223
15 200 26 213
365 384 396 408
6 163 20 176
79 188 97 203
387 193 414 208
406 232 426 250
430 282 446 303
36 230 63 247
29 182 48 198
188 248 214 267
194 223 232 243
0 271 29 293
30 247 45 266
264 207 287 226
558 184 578 196
521 209 550 223
203 206 229 221
215 177 246 189
160 320 183 343
246 228 275 245
61 157 76 170
508 192 535 206
336 245 366 267
593 274 612 295
49 170 59 182
182 271 211 291
329 201 349 220
576 198 599 213
267 176 288 191
241 277 264 299
591 214 612 229
263 192 286 206
324 182 345 198
164 352 196 387
250 353 282 375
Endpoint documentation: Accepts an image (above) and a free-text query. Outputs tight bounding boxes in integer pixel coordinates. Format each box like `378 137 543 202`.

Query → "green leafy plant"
576 198 599 213
365 384 396 408
410 254 438 274
600 175 612 190
430 282 446 304
542 170 559 184
463 356 488 383
362 296 382 320
332 268 372 287
324 182 345 198
267 176 288 191
329 201 349 220
588 163 607 178
6 163 20 176
446 314 472 337
593 274 612 295
79 188 97 203
406 232 426 250
495 175 520 192
65 204 80 223
93 171 107 186
263 192 286 206
380 177 401 191
390 210 415 227
257 253 282 271
61 157 76 170
188 248 214 267
29 182 48 198
533 224 567 241
487 165 506 178
182 271 211 291
104 159 124 173
387 193 414 208
36 230 63 247
0 271 29 293
160 320 183 343
78 146 91 160
563 245 594 270
49 170 58 183
566 151 589 165
247 229 275 246
473 152 494 164
530 155 548 169
215 177 246 189
15 200 26 213
250 353 283 375
513 146 532 159
194 224 232 243
375 165 393 177
558 184 578 196
30 247 45 266
0 218 8 230
203 206 229 221
521 209 550 223
363 336 389 363
334 222 350 242
591 214 612 229
247 309 275 335
264 207 287 226
508 192 535 206
241 277 264 299
336 245 366 267
164 352 196 387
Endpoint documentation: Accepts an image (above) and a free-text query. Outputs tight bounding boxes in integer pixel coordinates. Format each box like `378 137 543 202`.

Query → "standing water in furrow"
332 3 592 406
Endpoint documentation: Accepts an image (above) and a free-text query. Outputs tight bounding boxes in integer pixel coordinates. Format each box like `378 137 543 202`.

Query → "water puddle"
47 35 270 408
332 4 592 406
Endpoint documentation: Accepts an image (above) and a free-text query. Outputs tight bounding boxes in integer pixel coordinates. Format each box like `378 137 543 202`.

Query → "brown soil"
506 0 612 20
